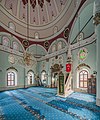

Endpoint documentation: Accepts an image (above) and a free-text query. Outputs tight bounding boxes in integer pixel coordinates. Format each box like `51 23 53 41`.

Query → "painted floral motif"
78 48 88 61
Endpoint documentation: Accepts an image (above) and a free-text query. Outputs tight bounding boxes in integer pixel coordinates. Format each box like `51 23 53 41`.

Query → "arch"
27 70 35 85
26 44 47 55
2 36 10 47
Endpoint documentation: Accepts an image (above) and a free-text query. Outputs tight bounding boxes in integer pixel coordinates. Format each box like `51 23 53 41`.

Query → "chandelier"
18 1 37 68
8 52 37 68
18 52 37 68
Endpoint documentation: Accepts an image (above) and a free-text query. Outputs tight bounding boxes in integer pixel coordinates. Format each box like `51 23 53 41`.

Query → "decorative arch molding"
27 70 34 74
69 1 94 42
6 66 18 72
48 38 68 53
76 63 91 70
26 44 47 55
41 70 46 73
0 32 25 52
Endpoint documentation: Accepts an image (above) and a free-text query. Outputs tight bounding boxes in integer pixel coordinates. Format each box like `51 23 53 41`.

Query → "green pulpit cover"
59 73 64 95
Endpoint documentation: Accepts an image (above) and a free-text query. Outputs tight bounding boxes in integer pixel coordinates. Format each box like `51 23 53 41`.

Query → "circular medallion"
78 48 88 61
44 41 49 49
22 40 29 47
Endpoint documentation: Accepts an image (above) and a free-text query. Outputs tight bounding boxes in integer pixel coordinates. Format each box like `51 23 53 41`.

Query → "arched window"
57 41 62 50
13 42 19 51
8 22 16 31
6 68 17 86
79 70 88 88
27 71 34 85
52 44 56 52
2 36 9 47
41 70 46 84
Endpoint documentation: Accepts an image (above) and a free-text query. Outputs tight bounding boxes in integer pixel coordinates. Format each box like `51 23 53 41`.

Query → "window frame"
7 72 15 86
79 70 88 88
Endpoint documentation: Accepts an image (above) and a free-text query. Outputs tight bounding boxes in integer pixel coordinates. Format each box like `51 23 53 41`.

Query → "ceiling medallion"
63 28 69 38
44 41 49 49
22 40 29 47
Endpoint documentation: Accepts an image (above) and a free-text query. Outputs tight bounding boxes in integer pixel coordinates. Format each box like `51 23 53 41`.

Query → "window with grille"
7 72 15 86
79 70 88 88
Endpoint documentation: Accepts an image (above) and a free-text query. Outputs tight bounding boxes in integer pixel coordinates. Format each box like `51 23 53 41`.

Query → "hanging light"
18 52 37 68
17 1 37 68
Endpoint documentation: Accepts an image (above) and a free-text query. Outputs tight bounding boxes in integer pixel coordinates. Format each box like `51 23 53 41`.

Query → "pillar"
93 0 100 106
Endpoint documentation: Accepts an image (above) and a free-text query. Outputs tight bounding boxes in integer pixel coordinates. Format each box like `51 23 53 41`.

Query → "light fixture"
17 1 37 68
18 52 37 68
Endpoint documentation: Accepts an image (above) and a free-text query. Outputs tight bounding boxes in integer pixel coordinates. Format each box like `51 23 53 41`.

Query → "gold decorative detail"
93 13 100 25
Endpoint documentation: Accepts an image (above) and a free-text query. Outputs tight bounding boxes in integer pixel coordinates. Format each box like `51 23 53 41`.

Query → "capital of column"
93 12 100 26
93 0 100 26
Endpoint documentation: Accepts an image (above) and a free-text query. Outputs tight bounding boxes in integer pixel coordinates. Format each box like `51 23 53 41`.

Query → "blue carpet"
0 87 100 120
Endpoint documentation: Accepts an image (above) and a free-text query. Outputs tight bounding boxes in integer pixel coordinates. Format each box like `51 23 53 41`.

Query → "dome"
0 0 80 41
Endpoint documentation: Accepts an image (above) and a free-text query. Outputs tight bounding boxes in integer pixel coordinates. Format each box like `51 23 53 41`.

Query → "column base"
96 98 100 106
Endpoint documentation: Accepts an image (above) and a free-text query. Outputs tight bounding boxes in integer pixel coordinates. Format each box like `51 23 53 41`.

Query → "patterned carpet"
0 87 100 120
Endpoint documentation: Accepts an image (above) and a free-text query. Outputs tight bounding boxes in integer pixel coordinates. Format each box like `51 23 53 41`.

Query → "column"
93 0 100 106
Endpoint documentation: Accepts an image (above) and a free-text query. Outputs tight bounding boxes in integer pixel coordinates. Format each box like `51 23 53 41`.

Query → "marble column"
93 0 100 106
